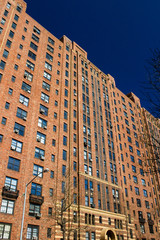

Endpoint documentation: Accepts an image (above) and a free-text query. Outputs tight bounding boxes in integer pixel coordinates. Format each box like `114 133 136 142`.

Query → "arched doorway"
100 228 117 240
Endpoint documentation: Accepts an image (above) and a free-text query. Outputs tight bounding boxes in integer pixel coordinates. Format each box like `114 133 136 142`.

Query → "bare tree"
143 49 160 118
48 171 88 240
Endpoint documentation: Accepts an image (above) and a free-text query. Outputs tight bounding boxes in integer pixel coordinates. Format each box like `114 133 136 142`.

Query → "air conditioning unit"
40 108 45 114
46 87 49 91
14 129 19 134
84 142 87 147
19 99 23 104
89 158 93 162
4 186 10 191
11 145 16 151
90 203 95 208
23 116 27 121
43 125 47 130
32 237 38 240
35 213 41 219
24 74 27 78
90 188 94 192
115 209 118 213
85 170 88 174
88 133 91 137
44 99 48 103
74 93 77 96
37 137 41 142
40 155 45 161
27 90 31 94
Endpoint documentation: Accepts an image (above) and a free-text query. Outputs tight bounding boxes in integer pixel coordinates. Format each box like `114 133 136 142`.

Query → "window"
11 139 23 152
135 187 140 195
132 165 136 173
39 104 48 116
28 50 36 61
5 102 10 109
38 117 47 129
0 223 11 239
0 134 3 142
1 18 6 25
14 14 19 21
63 123 67 132
133 175 138 183
32 33 39 43
62 165 66 176
63 150 67 161
12 22 17 30
47 44 54 53
26 225 39 239
35 147 45 160
7 2 11 9
31 183 42 196
1 199 14 214
3 49 9 59
16 107 27 120
46 52 53 62
48 207 52 215
50 171 54 178
62 181 65 193
52 139 56 146
19 94 29 107
22 82 31 93
11 75 15 82
63 136 67 146
41 92 49 103
29 203 40 216
0 60 6 70
143 189 148 197
14 64 18 70
48 37 54 45
33 164 43 178
33 26 41 35
26 60 35 70
47 228 51 238
51 154 55 162
43 71 51 81
45 61 52 71
14 122 25 136
5 177 17 191
49 188 53 197
30 42 38 51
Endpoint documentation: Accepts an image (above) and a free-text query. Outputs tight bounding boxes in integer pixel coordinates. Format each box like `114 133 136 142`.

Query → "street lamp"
20 168 49 240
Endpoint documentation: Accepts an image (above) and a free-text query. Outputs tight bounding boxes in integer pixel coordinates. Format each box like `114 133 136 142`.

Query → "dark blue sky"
25 0 160 111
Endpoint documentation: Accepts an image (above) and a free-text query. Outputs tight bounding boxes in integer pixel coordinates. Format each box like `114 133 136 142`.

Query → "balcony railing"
29 194 44 205
2 186 19 199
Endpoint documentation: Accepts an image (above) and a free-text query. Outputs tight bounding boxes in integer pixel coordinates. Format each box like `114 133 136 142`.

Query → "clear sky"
25 0 160 111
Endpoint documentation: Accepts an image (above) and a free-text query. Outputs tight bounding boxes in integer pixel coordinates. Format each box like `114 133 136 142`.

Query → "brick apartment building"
0 0 160 239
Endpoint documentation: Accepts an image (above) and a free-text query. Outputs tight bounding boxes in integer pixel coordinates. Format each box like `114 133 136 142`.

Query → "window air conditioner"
19 99 23 104
43 125 47 130
27 90 31 94
89 158 93 162
23 116 27 121
35 213 41 219
14 129 19 134
90 188 94 192
11 146 16 151
37 137 41 142
40 108 45 114
85 170 88 174
40 155 45 161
